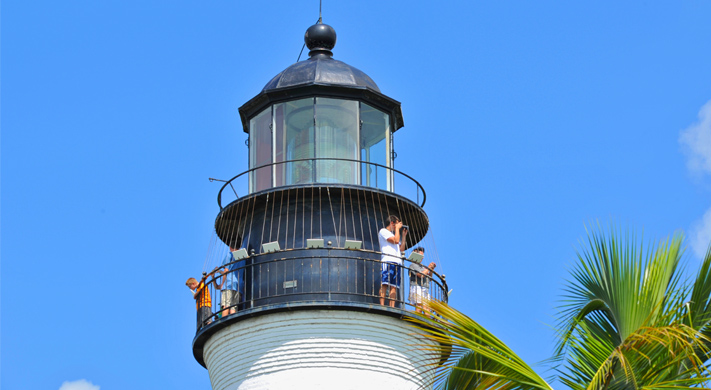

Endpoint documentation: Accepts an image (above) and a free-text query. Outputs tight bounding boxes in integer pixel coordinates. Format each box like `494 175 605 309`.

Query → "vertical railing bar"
194 253 449 334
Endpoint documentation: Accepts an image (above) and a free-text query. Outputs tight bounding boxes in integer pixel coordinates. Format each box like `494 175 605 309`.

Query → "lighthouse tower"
191 21 448 390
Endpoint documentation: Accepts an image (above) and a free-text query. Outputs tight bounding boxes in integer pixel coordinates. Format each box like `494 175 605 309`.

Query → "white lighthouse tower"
191 20 448 390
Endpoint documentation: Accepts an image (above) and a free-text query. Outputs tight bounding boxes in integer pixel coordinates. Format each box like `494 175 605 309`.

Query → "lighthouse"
191 20 448 390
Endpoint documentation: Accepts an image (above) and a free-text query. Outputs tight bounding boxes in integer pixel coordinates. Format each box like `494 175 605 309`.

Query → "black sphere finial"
305 22 336 58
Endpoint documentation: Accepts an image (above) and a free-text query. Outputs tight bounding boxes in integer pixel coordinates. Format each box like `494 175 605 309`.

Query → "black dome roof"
262 22 379 93
238 22 403 133
262 57 380 93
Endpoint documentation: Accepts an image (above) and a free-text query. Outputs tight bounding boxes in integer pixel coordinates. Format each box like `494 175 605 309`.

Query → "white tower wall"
203 310 437 390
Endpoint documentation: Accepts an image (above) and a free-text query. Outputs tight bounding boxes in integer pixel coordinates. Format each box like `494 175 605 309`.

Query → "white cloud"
689 207 711 260
680 100 711 259
59 379 100 390
680 100 711 175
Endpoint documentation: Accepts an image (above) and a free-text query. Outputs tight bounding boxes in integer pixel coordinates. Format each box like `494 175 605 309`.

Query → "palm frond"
407 300 553 390
687 244 711 331
555 224 685 380
566 324 707 389
413 227 711 390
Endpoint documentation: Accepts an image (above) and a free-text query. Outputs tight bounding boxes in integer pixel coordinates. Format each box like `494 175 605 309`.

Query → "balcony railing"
216 158 427 209
191 249 448 332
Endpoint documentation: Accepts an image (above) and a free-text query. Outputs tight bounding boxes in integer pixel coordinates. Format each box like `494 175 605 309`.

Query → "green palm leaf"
555 225 711 390
410 227 711 390
407 300 553 390
681 244 711 372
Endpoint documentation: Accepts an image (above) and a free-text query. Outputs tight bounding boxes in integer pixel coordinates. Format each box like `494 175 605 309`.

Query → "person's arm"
399 226 408 252
422 264 435 280
194 272 212 298
387 222 402 244
216 268 228 289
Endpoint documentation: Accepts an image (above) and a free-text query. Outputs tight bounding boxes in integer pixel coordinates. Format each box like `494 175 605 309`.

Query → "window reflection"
360 103 390 191
275 98 313 186
250 108 272 192
249 99 391 193
315 98 359 184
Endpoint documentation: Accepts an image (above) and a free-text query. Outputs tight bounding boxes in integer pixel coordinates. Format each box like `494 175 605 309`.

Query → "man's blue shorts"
381 262 401 287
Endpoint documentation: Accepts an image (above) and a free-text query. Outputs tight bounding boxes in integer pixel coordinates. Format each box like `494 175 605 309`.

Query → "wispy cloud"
59 379 99 390
689 207 711 259
680 100 711 176
680 99 711 259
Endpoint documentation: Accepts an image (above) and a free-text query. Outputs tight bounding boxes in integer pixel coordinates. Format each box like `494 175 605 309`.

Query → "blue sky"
2 1 711 389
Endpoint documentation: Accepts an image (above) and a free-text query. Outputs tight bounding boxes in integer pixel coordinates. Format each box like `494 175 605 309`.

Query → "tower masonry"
191 21 449 390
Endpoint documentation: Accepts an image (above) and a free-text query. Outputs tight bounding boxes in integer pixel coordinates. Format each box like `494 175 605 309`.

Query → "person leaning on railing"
216 247 244 318
186 274 213 329
379 215 408 308
408 247 436 314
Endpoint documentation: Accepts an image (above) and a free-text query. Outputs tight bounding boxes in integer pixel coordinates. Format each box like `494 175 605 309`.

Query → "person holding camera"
378 215 408 307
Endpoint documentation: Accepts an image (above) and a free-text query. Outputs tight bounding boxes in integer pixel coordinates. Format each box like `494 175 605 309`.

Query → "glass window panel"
249 108 272 192
273 103 285 186
249 100 393 192
315 98 359 184
283 98 314 185
360 103 390 190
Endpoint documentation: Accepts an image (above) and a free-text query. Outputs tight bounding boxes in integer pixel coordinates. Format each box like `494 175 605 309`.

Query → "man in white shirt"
378 215 408 307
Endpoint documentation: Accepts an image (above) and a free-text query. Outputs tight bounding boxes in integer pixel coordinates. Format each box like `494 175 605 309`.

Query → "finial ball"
305 23 337 51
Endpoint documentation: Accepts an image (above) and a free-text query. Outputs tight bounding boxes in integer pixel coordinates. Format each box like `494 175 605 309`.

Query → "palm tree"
410 227 711 390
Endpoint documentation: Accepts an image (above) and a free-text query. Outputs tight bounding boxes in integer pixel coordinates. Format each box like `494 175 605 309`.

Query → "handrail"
216 157 427 209
193 251 447 331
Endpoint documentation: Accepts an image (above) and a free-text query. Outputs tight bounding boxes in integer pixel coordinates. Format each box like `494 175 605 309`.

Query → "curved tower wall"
204 310 437 390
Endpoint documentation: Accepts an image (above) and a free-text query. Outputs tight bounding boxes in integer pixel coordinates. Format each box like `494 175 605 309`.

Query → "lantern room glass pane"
315 98 359 184
280 98 314 185
273 103 286 187
249 99 393 194
360 103 390 190
250 108 272 192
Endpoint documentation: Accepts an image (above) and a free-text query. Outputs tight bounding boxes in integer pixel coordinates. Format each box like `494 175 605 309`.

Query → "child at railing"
186 275 213 329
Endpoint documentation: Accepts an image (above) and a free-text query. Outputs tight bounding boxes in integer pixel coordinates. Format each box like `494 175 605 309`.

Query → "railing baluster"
217 158 427 209
195 252 448 332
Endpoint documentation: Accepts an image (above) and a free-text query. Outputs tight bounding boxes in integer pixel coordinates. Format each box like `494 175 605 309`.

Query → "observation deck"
192 247 448 367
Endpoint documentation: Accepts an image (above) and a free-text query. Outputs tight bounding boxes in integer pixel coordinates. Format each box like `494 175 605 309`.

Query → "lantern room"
238 22 404 194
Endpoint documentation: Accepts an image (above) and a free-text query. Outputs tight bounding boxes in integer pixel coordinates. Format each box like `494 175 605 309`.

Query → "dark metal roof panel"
263 58 380 92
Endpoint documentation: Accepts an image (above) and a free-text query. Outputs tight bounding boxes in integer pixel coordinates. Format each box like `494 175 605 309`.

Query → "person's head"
384 215 400 230
186 277 198 289
414 247 425 255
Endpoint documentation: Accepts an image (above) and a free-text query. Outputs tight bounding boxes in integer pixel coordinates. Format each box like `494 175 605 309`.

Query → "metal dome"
262 56 380 93
238 22 403 133
263 22 379 92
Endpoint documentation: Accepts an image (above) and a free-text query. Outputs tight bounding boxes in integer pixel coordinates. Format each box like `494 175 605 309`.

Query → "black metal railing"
216 158 427 209
191 250 448 331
